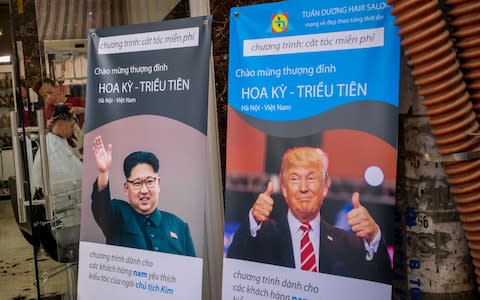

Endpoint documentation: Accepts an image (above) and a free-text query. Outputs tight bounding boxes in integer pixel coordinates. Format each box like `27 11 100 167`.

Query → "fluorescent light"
0 56 10 63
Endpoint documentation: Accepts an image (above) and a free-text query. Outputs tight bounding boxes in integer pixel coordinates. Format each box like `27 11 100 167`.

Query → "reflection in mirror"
42 39 87 160
44 39 87 84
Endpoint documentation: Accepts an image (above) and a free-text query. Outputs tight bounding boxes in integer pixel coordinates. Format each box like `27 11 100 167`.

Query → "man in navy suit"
91 136 195 256
227 147 391 283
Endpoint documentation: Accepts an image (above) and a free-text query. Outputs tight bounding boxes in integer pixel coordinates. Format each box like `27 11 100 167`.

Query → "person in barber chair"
31 104 83 262
32 104 82 204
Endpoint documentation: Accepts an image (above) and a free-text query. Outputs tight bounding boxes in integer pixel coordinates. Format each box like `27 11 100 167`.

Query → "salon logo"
272 13 288 33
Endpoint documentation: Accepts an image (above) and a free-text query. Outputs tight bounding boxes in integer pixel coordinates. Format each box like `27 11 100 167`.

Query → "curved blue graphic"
231 100 398 147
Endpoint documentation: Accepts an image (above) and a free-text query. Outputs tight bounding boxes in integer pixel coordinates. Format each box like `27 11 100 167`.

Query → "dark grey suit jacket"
227 212 391 283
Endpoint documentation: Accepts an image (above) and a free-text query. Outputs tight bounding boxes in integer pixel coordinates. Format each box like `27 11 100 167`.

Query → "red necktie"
300 223 318 272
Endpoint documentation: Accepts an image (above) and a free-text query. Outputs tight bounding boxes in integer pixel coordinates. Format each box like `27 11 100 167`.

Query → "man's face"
281 160 330 223
123 163 160 215
21 86 28 99
39 83 62 105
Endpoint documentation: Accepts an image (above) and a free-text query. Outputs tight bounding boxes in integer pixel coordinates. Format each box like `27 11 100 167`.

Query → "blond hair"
279 147 329 185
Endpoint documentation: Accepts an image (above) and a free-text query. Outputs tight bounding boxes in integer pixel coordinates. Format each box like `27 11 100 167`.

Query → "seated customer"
32 104 82 201
33 78 85 158
31 104 83 262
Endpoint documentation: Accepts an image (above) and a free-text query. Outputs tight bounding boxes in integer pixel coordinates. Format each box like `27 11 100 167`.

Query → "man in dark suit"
91 136 196 256
227 147 391 283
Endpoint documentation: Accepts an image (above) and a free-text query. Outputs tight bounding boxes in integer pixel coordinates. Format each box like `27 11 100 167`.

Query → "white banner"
78 242 203 299
223 258 391 300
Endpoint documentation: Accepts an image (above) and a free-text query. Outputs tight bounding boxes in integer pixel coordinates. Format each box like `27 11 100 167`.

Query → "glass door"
7 64 80 299
0 63 43 300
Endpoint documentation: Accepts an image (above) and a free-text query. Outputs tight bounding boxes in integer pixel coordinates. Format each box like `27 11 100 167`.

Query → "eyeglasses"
126 176 158 190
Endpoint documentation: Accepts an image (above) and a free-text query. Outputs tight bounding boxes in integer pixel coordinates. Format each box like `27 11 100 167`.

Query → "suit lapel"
319 220 336 273
275 216 295 268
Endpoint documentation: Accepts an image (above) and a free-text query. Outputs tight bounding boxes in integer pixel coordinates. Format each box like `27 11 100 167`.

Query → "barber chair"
9 137 81 263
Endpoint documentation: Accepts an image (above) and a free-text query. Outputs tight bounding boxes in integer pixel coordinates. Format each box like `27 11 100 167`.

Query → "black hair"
51 104 77 124
123 151 159 178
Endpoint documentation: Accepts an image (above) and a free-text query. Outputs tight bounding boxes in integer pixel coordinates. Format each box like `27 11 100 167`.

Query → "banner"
78 16 212 299
223 1 399 299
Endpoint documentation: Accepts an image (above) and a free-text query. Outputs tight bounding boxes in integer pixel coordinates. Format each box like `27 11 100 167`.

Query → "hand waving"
92 136 112 173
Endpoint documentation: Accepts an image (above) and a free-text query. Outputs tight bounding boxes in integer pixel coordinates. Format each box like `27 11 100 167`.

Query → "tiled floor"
0 200 76 299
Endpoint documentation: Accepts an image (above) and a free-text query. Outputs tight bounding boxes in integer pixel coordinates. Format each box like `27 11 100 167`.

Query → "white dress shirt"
287 211 321 269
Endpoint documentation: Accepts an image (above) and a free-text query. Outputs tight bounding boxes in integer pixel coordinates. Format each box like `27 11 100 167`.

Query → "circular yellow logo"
272 14 288 33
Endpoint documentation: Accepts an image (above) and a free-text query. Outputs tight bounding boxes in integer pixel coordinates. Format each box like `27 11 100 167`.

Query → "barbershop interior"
1 0 480 299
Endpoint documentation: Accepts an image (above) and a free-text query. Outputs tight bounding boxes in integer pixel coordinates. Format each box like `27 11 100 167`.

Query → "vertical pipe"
36 109 53 221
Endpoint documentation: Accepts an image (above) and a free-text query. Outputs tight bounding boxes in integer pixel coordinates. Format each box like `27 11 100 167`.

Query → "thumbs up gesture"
252 181 274 224
347 192 379 244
